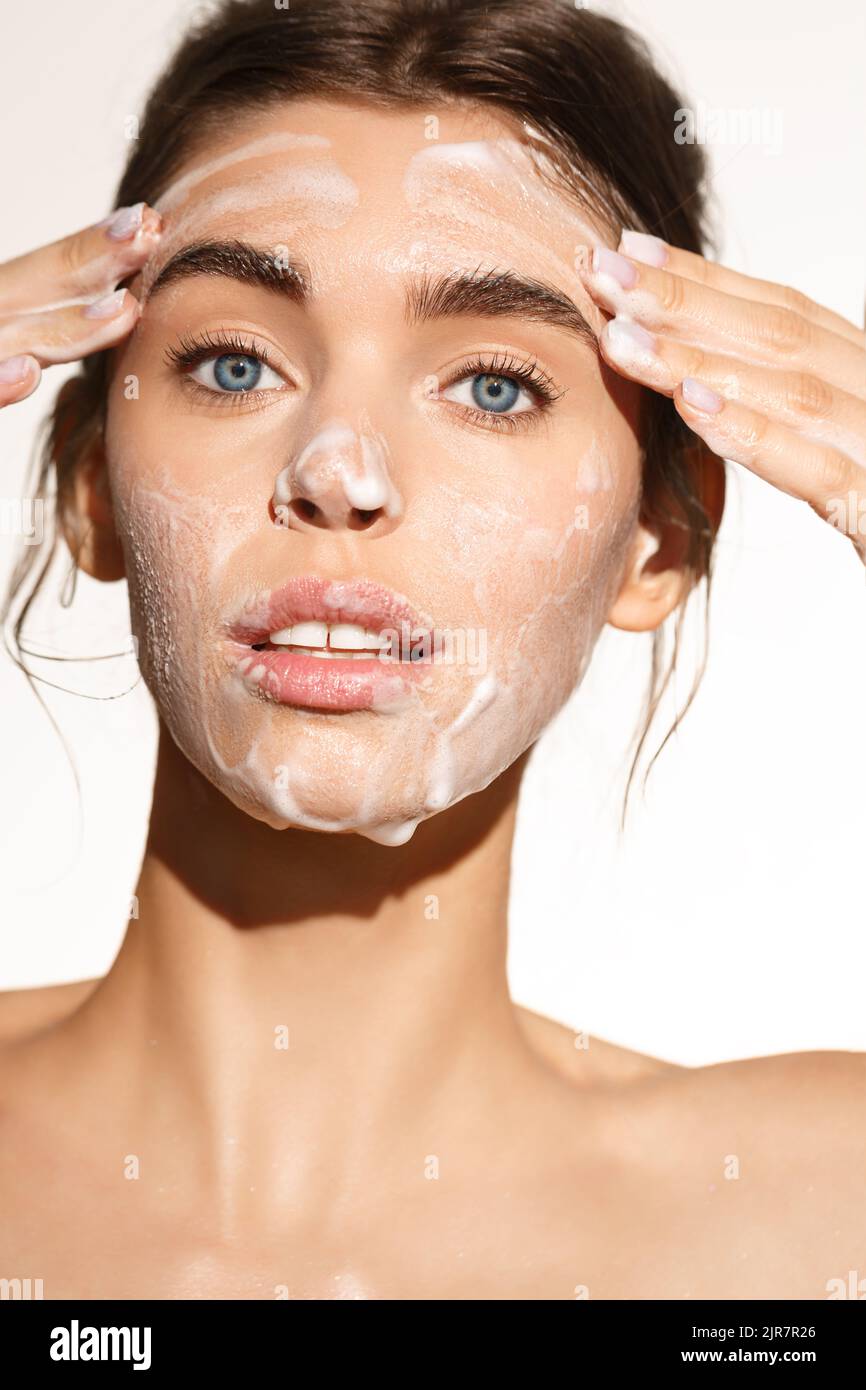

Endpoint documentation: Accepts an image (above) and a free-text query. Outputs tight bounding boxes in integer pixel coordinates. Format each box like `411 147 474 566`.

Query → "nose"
272 418 404 535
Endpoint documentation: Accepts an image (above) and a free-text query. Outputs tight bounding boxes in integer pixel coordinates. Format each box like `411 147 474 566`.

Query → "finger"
601 316 866 467
579 250 866 398
672 376 865 552
618 230 865 347
0 204 163 314
0 354 41 408
0 288 141 366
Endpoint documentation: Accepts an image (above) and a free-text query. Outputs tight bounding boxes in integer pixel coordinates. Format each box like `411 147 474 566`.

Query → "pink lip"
221 576 435 712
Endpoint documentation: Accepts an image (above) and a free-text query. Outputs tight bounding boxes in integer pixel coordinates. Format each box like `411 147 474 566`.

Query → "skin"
0 99 864 1301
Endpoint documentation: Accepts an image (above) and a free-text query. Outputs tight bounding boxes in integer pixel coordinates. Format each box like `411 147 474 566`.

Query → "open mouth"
222 576 435 710
250 620 428 662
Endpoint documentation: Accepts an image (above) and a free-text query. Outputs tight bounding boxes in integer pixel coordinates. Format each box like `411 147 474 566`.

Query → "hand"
578 232 866 562
0 203 162 409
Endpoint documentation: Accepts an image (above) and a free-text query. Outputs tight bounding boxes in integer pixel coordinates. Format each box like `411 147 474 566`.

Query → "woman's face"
106 99 643 845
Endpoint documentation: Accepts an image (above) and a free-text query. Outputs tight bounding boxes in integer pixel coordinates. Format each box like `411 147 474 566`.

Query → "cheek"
104 393 262 748
405 410 639 668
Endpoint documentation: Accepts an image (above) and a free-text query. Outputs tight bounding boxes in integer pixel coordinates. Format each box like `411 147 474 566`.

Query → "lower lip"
224 644 428 711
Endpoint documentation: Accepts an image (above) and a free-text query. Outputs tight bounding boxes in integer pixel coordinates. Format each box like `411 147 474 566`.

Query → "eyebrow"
145 238 598 350
147 239 306 302
407 260 597 349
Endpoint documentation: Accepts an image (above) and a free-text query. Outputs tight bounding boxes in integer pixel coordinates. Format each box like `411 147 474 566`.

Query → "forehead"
146 99 609 297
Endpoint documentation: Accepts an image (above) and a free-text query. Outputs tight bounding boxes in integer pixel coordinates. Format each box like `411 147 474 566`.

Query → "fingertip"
0 354 42 406
678 377 725 415
101 201 163 243
82 287 141 322
618 229 670 268
140 204 163 238
604 316 657 360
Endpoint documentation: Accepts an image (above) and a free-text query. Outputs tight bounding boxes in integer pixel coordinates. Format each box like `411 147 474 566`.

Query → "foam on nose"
272 417 404 525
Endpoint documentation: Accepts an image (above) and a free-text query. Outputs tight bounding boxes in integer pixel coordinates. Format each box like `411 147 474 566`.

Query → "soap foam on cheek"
107 456 262 777
575 439 616 496
372 427 631 841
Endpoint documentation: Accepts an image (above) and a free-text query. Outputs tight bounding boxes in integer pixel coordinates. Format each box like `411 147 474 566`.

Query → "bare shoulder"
528 1020 866 1294
619 1043 866 1240
519 1000 866 1115
677 1046 866 1160
514 1004 684 1086
0 977 101 1045
517 1004 866 1182
672 1045 866 1128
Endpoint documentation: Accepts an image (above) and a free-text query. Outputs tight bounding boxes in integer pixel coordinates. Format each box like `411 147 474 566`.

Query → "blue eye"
213 353 262 391
470 374 521 413
188 350 285 395
442 370 536 419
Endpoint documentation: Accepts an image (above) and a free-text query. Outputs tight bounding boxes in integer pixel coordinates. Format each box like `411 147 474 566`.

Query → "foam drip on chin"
422 671 501 815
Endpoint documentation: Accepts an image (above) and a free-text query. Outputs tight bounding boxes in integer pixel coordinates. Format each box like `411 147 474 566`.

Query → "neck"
69 727 544 1222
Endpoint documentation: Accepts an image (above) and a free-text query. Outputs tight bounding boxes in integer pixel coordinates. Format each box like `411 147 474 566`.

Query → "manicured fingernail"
682 377 723 413
0 354 33 383
591 246 638 289
83 289 128 319
619 230 669 268
607 318 656 356
102 203 145 240
140 205 163 237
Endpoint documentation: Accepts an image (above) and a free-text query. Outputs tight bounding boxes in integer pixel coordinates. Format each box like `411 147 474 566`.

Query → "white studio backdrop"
0 0 863 1065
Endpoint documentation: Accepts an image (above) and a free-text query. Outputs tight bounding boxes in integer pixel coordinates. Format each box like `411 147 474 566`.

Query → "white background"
1 0 863 1064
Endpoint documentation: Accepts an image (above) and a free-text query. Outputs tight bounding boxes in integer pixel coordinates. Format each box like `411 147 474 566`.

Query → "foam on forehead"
154 130 334 213
519 120 622 228
394 135 614 310
403 135 610 238
140 139 361 299
177 164 359 227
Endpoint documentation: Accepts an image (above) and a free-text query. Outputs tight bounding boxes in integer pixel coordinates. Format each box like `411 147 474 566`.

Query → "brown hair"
4 0 720 819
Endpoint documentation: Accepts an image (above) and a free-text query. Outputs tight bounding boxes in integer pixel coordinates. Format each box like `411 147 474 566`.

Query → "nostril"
349 506 382 529
277 498 385 529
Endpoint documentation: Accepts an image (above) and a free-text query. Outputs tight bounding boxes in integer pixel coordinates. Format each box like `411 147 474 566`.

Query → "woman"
0 0 863 1299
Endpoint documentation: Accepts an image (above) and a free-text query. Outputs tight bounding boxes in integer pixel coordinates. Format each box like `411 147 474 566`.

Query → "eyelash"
164 331 566 431
437 350 565 434
164 330 283 409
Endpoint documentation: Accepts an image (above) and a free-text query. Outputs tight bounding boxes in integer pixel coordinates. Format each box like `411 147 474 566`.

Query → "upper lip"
224 575 433 647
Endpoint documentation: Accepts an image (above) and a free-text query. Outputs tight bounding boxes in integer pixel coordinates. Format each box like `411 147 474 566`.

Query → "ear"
55 379 126 583
607 442 725 633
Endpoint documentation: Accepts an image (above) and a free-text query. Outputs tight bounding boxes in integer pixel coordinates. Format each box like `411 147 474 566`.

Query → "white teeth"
283 620 328 648
304 648 369 660
329 623 387 651
266 621 391 654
